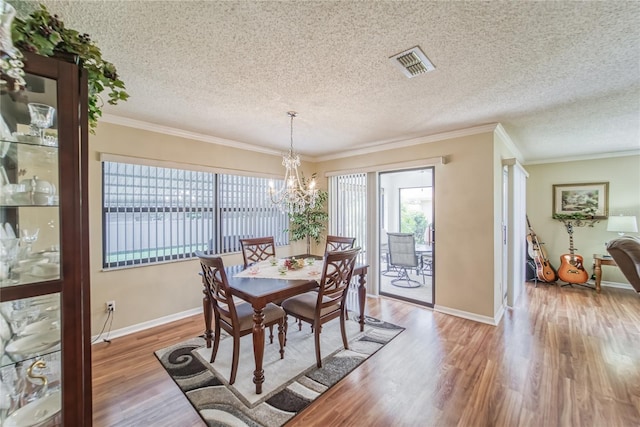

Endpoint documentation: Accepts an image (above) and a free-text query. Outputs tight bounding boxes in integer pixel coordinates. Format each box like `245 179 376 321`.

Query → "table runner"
234 259 322 280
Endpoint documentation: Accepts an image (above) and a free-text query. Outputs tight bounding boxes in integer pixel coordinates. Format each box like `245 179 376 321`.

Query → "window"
102 161 288 268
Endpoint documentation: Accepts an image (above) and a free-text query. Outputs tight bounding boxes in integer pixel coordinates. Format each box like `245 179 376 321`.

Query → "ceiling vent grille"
390 46 435 78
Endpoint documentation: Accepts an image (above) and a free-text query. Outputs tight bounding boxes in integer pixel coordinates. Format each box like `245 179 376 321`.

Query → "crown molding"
524 149 640 165
495 123 524 163
100 114 637 166
100 113 285 157
311 123 500 162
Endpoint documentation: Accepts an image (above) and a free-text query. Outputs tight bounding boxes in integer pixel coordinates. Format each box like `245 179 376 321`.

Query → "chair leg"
298 318 302 331
278 320 285 359
229 333 240 385
283 315 288 346
210 320 221 363
269 325 274 344
314 322 322 368
340 307 349 350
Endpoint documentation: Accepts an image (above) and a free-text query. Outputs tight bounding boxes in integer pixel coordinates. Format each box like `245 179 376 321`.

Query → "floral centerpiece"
284 257 305 270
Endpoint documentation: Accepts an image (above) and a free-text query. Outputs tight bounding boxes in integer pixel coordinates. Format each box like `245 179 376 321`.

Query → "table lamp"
606 215 638 236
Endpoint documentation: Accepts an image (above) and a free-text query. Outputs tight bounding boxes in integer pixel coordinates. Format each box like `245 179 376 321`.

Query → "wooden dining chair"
324 235 356 254
281 247 360 368
196 251 285 385
239 236 276 268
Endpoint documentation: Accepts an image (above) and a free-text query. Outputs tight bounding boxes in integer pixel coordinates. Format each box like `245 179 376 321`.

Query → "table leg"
594 259 602 294
202 284 213 348
358 268 367 332
252 305 266 394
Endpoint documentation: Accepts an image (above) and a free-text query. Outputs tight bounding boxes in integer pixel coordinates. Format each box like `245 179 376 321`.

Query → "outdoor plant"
286 173 329 255
11 3 128 133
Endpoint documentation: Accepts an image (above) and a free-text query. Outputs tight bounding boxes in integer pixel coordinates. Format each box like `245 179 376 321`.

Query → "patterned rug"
154 314 403 427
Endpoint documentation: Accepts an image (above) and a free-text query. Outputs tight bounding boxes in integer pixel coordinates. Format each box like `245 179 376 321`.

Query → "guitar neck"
566 222 576 255
568 234 575 254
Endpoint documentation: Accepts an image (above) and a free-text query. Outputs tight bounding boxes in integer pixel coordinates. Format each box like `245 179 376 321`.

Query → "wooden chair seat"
226 302 285 331
282 292 340 319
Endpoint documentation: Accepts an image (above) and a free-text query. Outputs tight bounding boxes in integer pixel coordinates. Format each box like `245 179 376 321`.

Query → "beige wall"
315 131 500 318
525 155 640 285
88 122 635 336
88 123 308 334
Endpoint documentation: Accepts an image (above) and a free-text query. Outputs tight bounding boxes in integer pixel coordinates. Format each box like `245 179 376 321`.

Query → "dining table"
199 254 369 394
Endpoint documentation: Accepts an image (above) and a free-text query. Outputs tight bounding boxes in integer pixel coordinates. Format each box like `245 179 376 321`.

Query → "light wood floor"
92 283 640 426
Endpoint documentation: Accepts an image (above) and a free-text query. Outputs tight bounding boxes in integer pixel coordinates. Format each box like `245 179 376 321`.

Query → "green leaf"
11 3 129 133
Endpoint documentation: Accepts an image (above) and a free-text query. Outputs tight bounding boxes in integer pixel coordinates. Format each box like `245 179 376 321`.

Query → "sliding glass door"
379 168 434 306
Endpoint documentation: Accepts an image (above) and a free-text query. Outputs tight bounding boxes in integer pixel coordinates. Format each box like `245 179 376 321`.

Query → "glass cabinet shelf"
0 294 61 368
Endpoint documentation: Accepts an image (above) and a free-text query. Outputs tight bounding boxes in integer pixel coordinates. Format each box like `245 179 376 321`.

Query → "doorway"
379 167 434 306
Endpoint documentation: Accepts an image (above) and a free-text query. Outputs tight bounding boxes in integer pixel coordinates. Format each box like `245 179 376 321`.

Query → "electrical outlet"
106 301 115 312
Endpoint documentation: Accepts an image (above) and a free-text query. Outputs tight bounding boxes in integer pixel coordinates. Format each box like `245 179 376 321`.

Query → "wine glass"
27 103 55 142
20 228 39 259
0 237 19 285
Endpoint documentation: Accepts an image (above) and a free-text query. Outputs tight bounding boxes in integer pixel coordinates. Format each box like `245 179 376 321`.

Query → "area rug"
154 314 403 427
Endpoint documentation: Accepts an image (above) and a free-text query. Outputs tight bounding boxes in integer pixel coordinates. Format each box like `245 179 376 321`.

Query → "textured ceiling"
12 0 640 163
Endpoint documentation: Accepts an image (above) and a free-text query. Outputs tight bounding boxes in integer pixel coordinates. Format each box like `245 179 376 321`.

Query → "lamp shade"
606 215 638 233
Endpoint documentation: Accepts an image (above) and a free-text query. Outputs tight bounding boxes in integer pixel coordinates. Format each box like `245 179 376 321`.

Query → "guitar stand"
560 282 595 291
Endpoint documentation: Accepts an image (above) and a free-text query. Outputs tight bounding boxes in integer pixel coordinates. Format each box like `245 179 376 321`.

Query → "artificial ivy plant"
285 174 329 255
11 3 128 133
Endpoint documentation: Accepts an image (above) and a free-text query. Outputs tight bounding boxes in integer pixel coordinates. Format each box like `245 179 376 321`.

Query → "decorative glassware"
27 104 56 142
0 1 26 92
0 237 19 285
19 228 39 259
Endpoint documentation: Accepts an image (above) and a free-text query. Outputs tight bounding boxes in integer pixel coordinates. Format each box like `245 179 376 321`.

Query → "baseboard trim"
91 307 203 344
434 305 499 326
600 280 634 291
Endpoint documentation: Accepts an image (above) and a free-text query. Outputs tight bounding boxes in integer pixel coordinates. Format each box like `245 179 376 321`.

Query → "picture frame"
553 182 609 219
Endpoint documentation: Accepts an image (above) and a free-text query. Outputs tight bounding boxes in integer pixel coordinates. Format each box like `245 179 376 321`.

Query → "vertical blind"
329 173 367 264
102 161 288 269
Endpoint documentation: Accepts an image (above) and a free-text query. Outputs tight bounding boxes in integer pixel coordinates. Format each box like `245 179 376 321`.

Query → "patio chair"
387 232 422 288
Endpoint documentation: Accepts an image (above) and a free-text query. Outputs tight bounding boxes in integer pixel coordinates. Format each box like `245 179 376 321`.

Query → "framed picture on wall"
553 182 609 219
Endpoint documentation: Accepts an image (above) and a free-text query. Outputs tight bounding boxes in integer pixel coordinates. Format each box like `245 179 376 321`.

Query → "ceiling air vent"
389 46 435 78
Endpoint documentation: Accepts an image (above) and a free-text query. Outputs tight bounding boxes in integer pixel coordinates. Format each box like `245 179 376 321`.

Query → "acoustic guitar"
526 216 558 282
557 222 589 284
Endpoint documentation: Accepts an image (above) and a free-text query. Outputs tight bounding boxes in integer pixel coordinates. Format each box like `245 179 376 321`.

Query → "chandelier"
268 111 318 214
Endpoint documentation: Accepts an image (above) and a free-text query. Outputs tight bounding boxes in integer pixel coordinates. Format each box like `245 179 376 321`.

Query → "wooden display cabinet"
0 52 91 426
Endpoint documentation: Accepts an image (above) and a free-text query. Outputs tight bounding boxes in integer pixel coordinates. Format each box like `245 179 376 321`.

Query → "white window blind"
329 173 367 263
102 161 288 268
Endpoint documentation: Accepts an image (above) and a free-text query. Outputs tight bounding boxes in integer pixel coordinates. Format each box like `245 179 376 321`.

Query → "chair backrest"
325 235 356 254
606 236 640 292
317 247 360 309
387 232 418 268
196 251 238 325
239 236 276 268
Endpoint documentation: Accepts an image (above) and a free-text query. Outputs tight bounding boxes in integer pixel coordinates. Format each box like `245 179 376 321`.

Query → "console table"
593 254 617 293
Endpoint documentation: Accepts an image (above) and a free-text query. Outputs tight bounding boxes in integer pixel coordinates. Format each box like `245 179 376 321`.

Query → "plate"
5 332 60 357
19 318 60 336
4 390 61 427
11 132 41 145
0 314 11 340
26 267 59 280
